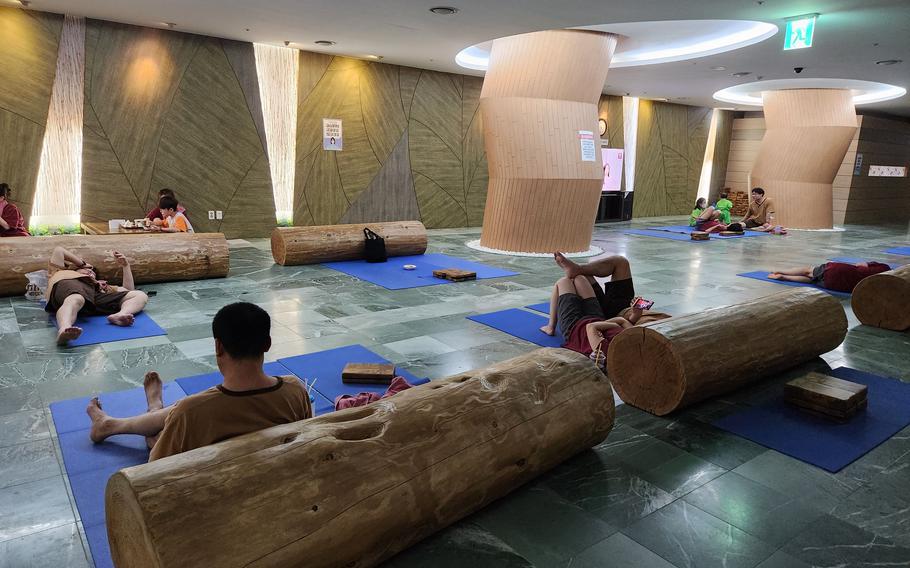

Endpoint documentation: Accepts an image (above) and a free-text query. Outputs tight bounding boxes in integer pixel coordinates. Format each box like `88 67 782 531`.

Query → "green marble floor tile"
472 485 617 568
831 478 910 546
783 515 910 567
0 439 60 490
0 523 89 568
639 453 727 498
754 551 812 568
0 410 51 447
623 501 777 568
570 532 679 568
0 476 73 542
380 522 533 568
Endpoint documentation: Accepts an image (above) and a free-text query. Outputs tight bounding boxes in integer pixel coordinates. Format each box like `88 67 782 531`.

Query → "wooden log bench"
0 233 229 297
851 264 910 331
607 288 847 416
105 348 614 568
271 221 428 266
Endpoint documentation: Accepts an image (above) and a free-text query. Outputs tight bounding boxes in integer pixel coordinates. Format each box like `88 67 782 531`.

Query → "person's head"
212 303 271 363
0 183 11 202
720 192 728 200
751 187 765 202
695 197 706 209
158 188 176 200
158 195 179 217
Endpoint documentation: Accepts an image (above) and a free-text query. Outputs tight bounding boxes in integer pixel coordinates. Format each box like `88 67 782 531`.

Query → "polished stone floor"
1 217 909 568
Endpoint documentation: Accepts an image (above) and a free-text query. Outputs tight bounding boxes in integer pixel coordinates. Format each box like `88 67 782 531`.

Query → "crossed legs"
87 371 172 449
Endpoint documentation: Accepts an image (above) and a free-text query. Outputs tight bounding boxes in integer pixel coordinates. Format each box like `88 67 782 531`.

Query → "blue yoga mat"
885 247 910 256
52 311 167 347
829 257 903 270
737 271 851 298
322 253 518 290
176 361 335 416
527 302 550 314
467 308 564 348
278 344 429 403
50 381 186 436
85 523 114 568
713 367 910 472
642 225 769 238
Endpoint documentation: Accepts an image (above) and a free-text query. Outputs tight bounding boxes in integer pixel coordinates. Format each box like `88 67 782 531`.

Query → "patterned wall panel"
81 20 274 238
294 55 487 229
707 110 734 204
0 7 62 226
633 101 712 217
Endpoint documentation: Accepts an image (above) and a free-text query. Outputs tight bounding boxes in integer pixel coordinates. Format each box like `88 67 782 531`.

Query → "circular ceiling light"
456 20 777 71
314 40 336 46
430 6 459 15
713 78 908 106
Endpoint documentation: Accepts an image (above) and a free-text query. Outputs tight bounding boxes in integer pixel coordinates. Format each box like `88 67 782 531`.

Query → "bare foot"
540 324 556 336
554 252 582 279
768 273 782 280
107 313 135 327
87 397 113 443
56 327 82 346
144 371 164 411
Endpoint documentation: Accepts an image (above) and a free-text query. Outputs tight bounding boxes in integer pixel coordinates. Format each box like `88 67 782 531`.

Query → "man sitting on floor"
45 246 149 345
86 302 312 461
740 187 785 233
769 261 891 293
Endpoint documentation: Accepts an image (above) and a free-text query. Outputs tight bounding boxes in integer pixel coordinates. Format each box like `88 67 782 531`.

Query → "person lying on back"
769 261 892 293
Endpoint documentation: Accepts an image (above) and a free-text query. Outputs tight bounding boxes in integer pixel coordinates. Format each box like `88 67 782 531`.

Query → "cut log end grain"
852 265 910 331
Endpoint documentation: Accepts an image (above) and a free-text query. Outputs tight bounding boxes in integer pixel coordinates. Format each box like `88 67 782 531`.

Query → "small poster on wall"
578 130 596 162
602 148 624 191
323 118 343 151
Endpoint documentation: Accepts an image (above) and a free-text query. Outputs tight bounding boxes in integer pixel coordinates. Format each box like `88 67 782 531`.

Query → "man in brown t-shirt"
86 302 312 461
741 187 776 231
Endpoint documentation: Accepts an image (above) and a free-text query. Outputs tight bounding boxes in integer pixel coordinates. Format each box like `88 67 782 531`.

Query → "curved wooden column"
479 30 616 253
750 89 857 229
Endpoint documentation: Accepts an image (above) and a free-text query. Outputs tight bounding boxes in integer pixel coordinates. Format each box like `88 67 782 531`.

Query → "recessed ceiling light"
314 40 336 46
162 22 176 28
365 55 383 61
875 59 903 66
429 6 459 15
731 71 751 78
710 66 727 71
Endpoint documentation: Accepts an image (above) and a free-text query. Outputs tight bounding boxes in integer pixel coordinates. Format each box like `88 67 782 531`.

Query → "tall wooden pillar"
750 89 857 229
479 30 616 253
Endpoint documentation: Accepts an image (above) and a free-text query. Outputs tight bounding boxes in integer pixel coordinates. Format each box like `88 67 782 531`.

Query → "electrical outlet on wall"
208 210 215 220
216 210 223 220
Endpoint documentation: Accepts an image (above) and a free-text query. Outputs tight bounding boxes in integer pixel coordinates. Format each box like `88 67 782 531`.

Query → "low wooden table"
81 222 156 235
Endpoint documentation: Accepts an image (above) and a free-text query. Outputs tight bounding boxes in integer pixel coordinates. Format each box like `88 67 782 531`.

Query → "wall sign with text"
578 130 596 162
323 118 343 151
868 165 908 177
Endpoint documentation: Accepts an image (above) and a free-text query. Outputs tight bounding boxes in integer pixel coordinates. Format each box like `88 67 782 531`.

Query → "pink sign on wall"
602 148 624 191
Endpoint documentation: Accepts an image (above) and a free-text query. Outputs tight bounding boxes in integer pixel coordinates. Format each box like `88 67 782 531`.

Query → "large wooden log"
106 348 614 568
271 221 427 265
851 265 910 331
0 233 229 296
607 288 847 416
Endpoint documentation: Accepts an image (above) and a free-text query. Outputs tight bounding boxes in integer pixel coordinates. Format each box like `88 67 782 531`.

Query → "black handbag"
363 227 387 263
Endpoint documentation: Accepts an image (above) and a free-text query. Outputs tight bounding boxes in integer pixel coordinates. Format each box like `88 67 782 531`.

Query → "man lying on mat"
45 246 149 345
769 261 891 293
86 302 312 461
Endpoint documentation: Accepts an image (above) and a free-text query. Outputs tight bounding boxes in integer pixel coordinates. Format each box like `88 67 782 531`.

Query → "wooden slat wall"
840 115 910 224
477 30 616 253
294 55 488 229
80 20 275 238
0 7 62 227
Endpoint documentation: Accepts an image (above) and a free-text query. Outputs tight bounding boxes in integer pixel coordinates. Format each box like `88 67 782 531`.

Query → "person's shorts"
556 293 604 342
696 219 723 231
810 264 826 284
744 219 762 228
592 277 635 319
45 279 129 316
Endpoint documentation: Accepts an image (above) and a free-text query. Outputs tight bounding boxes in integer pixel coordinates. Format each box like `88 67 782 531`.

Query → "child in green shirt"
715 192 733 224
689 198 706 226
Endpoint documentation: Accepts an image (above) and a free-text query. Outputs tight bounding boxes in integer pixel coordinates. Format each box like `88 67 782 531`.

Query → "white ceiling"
26 0 910 116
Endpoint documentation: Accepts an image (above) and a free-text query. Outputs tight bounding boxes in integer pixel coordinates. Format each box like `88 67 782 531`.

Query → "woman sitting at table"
146 188 188 227
0 183 30 237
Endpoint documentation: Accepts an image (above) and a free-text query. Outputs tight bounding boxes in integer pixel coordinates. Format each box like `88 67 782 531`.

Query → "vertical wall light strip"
253 44 298 223
697 109 720 201
622 96 639 192
32 15 85 229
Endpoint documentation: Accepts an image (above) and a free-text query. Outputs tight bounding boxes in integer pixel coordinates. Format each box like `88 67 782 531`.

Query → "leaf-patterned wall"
294 55 488 229
81 20 275 238
0 7 62 226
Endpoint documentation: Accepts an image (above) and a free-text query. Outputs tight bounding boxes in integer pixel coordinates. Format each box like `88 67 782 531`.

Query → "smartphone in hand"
633 298 655 310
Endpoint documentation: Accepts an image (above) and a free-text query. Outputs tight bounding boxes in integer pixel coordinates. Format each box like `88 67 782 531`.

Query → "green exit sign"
784 15 817 50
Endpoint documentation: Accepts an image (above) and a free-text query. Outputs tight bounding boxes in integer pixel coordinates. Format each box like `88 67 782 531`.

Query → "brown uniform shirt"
149 375 312 461
747 198 775 224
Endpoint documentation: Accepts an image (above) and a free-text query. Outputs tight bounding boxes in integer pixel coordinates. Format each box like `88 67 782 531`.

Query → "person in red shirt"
540 275 650 361
0 183 30 237
769 261 892 292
